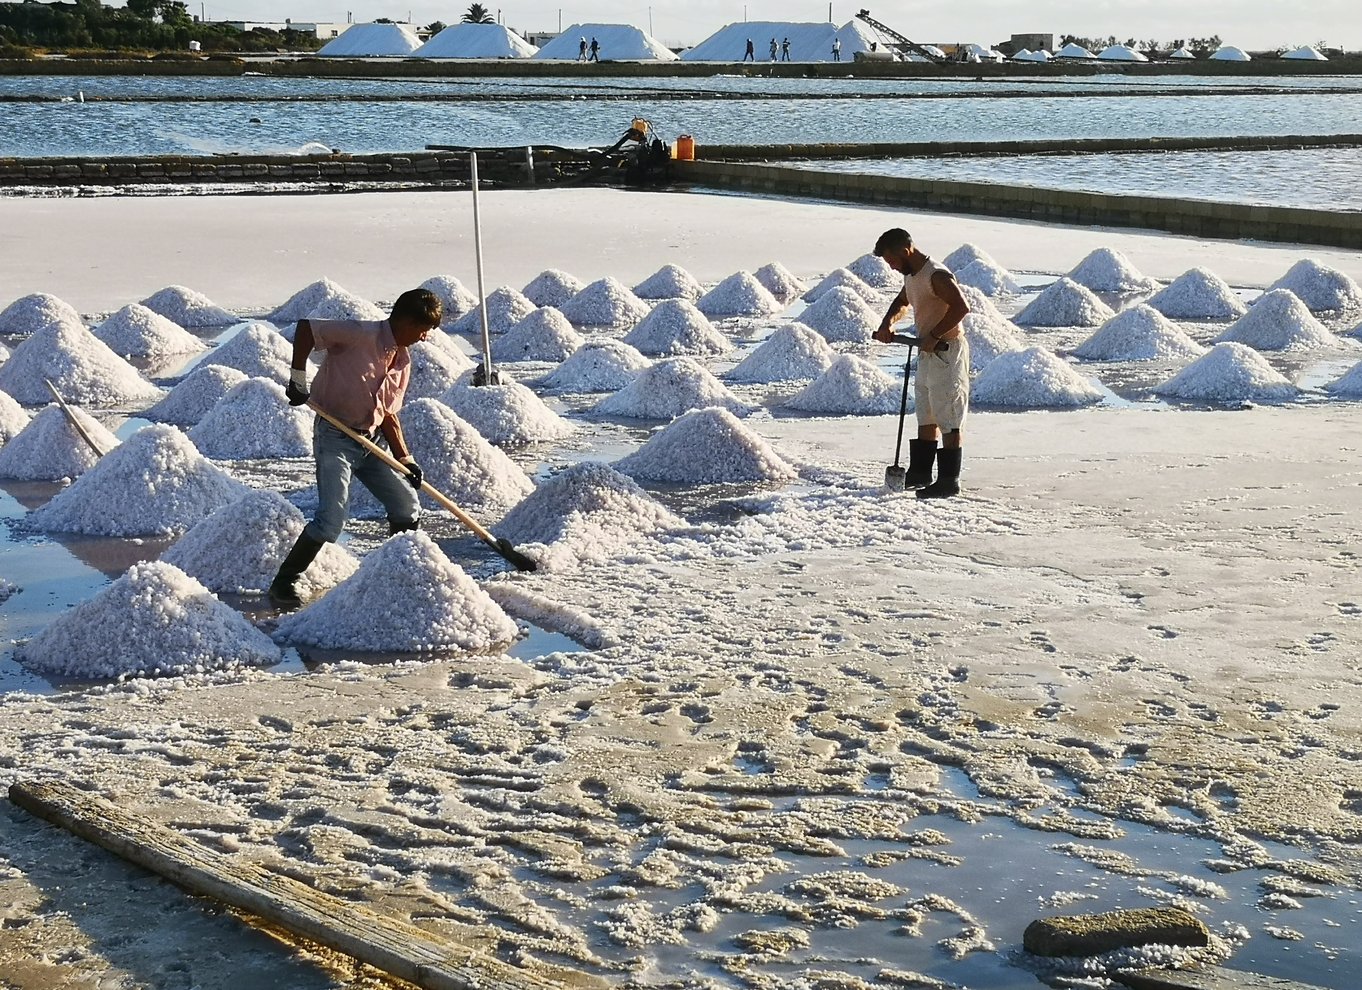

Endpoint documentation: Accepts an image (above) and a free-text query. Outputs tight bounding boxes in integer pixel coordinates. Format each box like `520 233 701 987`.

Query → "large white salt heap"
682 21 864 62
439 382 574 446
451 287 537 336
31 424 247 536
274 531 519 652
1014 278 1115 327
162 489 358 597
0 293 82 337
1066 247 1158 293
1073 305 1206 361
1213 289 1335 351
491 308 584 364
268 278 384 324
0 404 117 481
401 398 534 513
523 269 586 309
595 357 754 420
634 264 703 302
318 22 421 56
846 253 901 292
143 365 247 426
189 378 313 459
413 22 537 58
420 275 479 327
623 300 729 357
1266 259 1362 313
534 23 678 60
959 285 1024 372
199 322 291 381
16 561 280 679
753 262 807 303
726 323 834 383
140 285 236 328
93 304 207 358
540 340 650 393
697 272 783 319
0 319 162 407
955 257 1021 297
802 268 879 305
1146 268 1248 320
405 339 476 400
972 347 1105 408
1154 342 1297 403
616 407 797 484
784 354 902 415
561 277 651 328
798 285 880 343
0 389 29 444
943 243 998 272
1325 361 1362 398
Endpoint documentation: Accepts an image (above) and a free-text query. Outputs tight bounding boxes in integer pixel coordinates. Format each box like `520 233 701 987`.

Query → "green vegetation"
461 5 495 26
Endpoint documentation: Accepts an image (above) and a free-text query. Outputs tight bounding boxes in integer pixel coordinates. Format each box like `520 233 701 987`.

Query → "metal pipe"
469 151 495 385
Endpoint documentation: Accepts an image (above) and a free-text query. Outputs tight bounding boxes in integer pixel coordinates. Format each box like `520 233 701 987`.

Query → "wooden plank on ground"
9 779 598 990
1116 967 1332 990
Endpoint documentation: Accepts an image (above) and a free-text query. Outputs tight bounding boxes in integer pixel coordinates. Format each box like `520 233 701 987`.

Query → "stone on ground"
1023 907 1210 957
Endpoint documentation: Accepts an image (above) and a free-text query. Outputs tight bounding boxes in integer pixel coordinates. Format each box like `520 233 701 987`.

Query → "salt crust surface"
162 489 358 596
846 253 900 291
1213 290 1335 352
1325 360 1362 397
450 287 538 336
143 365 247 426
140 285 237 328
971 347 1105 408
0 318 163 407
540 340 650 393
93 304 207 358
955 257 1021 297
0 404 117 481
1154 341 1298 403
268 278 384 324
15 561 279 679
798 286 880 343
697 272 782 318
1065 247 1158 292
406 340 477 400
273 531 518 652
1146 268 1248 320
725 323 835 383
634 264 703 301
622 299 729 357
419 275 478 326
1266 258 1362 312
0 292 82 337
942 243 997 272
491 308 584 364
560 277 651 329
188 378 314 459
615 406 797 484
1014 278 1115 327
1073 305 1206 362
784 354 903 414
31 424 248 536
522 269 586 309
439 382 575 446
595 357 754 420
0 389 30 443
802 267 880 305
958 285 1024 372
753 261 807 303
401 398 534 513
200 323 291 381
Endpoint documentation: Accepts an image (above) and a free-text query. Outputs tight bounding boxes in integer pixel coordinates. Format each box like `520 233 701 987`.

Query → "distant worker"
769 37 778 60
832 37 842 61
589 37 600 61
781 37 791 61
743 38 755 61
578 36 587 61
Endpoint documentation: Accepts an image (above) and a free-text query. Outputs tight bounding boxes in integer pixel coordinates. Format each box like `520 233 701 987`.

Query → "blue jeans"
304 419 419 543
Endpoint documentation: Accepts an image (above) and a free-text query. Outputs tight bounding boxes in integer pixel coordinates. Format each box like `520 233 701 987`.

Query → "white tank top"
904 258 962 340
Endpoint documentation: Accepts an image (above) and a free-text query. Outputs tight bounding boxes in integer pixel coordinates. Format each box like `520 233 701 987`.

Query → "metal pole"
470 152 496 386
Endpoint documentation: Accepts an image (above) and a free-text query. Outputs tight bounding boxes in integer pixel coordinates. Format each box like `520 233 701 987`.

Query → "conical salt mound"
784 354 902 414
846 253 900 292
162 489 358 597
726 323 835 383
0 318 162 407
1213 290 1334 352
635 264 703 301
560 277 651 328
143 365 248 426
697 272 782 318
418 328 477 366
31 424 248 536
0 404 118 481
1266 259 1362 313
595 357 754 420
268 278 383 324
1014 278 1114 327
801 268 879 305
1073 305 1206 362
420 275 478 327
1324 361 1362 398
188 378 313 459
498 461 683 571
1146 268 1247 320
799 286 880 343
451 287 537 336
0 293 82 337
200 322 291 381
540 340 650 394
616 407 797 484
407 339 477 400
972 347 1104 408
943 243 997 272
1154 342 1297 404
15 561 280 679
93 303 207 358
623 299 729 357
753 262 806 303
523 269 586 309
439 382 575 446
0 389 31 444
1065 248 1157 292
492 308 585 363
401 398 534 513
140 285 236 328
959 285 1024 373
956 257 1021 297
273 531 519 652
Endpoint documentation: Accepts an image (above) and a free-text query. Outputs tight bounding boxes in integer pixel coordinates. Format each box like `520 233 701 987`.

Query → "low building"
217 20 351 41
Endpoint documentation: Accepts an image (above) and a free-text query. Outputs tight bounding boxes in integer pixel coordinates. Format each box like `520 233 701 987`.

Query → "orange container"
674 134 696 161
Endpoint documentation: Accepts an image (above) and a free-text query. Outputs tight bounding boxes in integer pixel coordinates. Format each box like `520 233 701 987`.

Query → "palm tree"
462 4 494 24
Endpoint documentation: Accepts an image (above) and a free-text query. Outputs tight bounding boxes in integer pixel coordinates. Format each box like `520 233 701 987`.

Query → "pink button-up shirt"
308 319 411 433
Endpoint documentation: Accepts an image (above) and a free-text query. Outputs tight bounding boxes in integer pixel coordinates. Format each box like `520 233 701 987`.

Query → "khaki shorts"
915 336 970 433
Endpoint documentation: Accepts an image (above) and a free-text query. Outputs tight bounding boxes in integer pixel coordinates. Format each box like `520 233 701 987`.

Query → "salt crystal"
623 299 729 357
188 378 313 459
407 339 477 400
594 357 754 420
420 275 479 326
0 318 162 407
93 303 207 358
753 262 807 303
143 365 248 426
0 404 117 480
1213 289 1335 351
1073 304 1206 361
784 354 903 414
615 407 797 484
725 323 834 383
971 347 1104 408
492 308 585 363
1266 259 1362 313
943 243 997 272
1014 278 1114 327
199 322 292 381
0 389 30 444
140 285 237 328
1146 268 1248 320
523 269 586 309
801 268 879 305
1066 247 1157 292
540 340 650 394
1154 341 1297 403
798 285 880 342
451 287 538 336
697 272 782 318
956 257 1021 297
958 285 1024 372
846 253 900 291
439 381 575 446
418 328 477 367
268 278 384 324
0 292 82 336
401 398 534 512
560 277 651 328
1325 361 1362 397
633 265 705 306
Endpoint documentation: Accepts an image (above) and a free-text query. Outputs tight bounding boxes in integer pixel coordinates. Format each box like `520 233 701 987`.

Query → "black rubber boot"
268 531 325 608
904 439 937 488
388 517 420 536
917 447 962 500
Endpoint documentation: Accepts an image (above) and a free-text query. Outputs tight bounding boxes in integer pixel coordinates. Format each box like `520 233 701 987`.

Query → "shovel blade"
884 465 906 491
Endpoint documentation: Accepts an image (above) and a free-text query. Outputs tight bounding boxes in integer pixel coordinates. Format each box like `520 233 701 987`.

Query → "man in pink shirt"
268 288 443 607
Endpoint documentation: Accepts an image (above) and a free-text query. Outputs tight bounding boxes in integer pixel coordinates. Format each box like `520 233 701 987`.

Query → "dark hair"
390 288 442 327
874 228 913 254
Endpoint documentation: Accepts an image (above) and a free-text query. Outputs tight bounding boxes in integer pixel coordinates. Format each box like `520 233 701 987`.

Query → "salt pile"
0 318 162 407
188 378 313 459
959 285 1024 372
143 365 248 426
491 308 585 363
31 424 247 536
420 275 479 327
268 278 384 324
696 272 783 318
1213 290 1334 351
1073 305 1206 361
1065 248 1158 292
784 354 902 414
450 287 538 336
200 322 291 381
560 277 651 328
846 253 901 292
318 21 422 56
1324 361 1362 397
1154 342 1297 403
0 404 118 481
1266 259 1362 312
273 531 519 652
439 382 575 446
401 398 534 512
725 323 835 383
418 329 476 367
971 347 1104 408
622 299 730 357
140 285 236 328
1014 278 1114 327
162 489 358 596
798 286 880 342
523 269 586 309
943 243 998 272
956 257 1021 297
634 264 703 301
0 389 30 444
615 407 797 484
801 268 880 305
413 22 537 58
753 262 807 303
0 293 82 336
540 340 651 393
92 304 207 358
1146 268 1248 320
595 357 754 420
407 340 478 400
15 561 280 679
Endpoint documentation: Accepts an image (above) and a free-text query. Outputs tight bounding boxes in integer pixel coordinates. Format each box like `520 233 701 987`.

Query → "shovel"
884 344 913 491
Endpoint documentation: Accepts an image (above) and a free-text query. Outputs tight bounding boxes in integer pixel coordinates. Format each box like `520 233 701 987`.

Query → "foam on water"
972 347 1105 408
955 257 1021 297
1266 259 1362 313
1066 247 1158 292
958 285 1024 372
802 267 880 305
560 277 651 328
406 339 478 400
634 264 703 301
798 286 880 343
400 398 535 513
188 378 313 459
623 299 729 357
1324 360 1362 397
0 293 82 337
784 354 903 414
420 275 479 326
93 304 207 358
1073 305 1206 361
143 365 248 426
439 381 575 446
268 278 384 324
1213 289 1335 352
140 285 237 328
753 262 807 303
725 323 835 383
1014 278 1115 327
0 404 118 481
0 389 30 444
1154 341 1298 403
615 406 797 484
697 272 782 318
594 357 754 420
1146 268 1248 321
451 287 538 336
943 243 997 272
0 318 163 407
200 322 292 381
523 269 586 309
846 253 900 292
540 340 651 394
491 308 585 364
